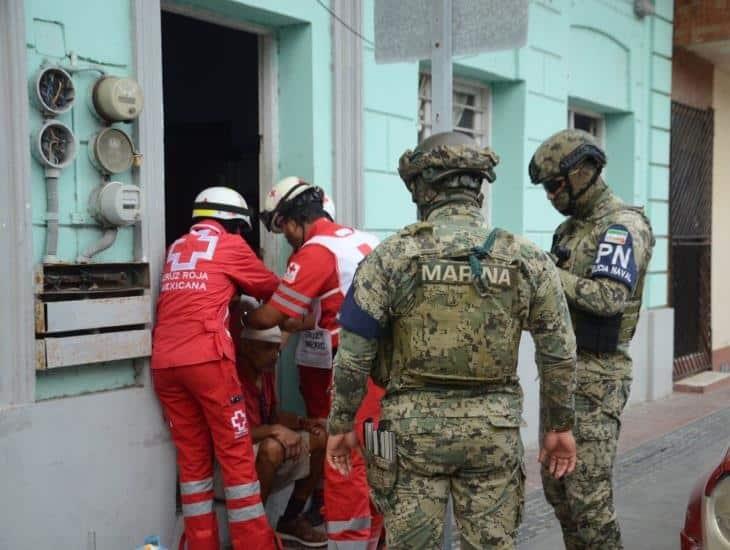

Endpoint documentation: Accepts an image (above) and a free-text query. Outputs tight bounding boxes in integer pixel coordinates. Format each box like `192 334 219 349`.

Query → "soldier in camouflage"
325 132 579 549
529 129 655 549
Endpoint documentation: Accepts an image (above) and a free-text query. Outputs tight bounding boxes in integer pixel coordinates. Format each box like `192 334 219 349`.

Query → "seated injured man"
234 299 328 547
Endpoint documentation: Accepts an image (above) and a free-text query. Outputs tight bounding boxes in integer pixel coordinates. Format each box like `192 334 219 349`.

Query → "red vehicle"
681 447 730 549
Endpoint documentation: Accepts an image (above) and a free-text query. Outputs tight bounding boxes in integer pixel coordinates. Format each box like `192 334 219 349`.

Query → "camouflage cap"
398 132 500 187
529 129 606 184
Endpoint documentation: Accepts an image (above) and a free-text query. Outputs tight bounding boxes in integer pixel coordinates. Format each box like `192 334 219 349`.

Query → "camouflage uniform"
530 129 655 549
328 133 578 549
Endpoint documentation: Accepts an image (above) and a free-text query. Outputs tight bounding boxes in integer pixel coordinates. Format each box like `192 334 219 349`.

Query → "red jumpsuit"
152 220 280 550
267 218 384 549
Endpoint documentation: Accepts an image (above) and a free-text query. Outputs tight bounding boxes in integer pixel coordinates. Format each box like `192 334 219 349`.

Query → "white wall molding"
0 0 35 405
331 0 364 228
132 0 165 387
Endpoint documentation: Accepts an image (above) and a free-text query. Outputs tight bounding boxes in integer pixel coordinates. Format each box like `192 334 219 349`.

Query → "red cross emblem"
268 189 278 198
357 243 373 256
166 230 219 271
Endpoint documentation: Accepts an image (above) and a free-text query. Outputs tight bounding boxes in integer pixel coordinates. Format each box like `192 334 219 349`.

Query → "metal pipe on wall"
77 227 119 263
44 168 60 263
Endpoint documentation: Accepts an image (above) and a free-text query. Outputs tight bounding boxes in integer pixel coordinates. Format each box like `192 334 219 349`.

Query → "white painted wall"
0 386 177 549
520 308 674 449
712 68 730 353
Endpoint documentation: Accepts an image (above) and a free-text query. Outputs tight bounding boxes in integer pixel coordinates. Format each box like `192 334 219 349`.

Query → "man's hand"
326 431 359 476
539 430 577 479
272 425 305 462
302 417 327 437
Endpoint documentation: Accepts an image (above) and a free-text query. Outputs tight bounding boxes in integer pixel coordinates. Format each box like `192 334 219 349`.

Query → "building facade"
671 0 730 380
0 0 674 547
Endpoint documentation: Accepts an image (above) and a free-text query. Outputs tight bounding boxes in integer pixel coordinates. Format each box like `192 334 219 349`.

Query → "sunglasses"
541 178 565 194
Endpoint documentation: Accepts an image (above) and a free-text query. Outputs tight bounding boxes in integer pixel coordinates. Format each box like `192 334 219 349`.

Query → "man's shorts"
254 431 311 493
213 431 311 499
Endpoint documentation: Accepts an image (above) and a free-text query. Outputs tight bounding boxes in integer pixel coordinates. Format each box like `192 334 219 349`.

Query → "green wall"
25 0 333 400
26 0 139 399
23 0 672 402
361 0 673 307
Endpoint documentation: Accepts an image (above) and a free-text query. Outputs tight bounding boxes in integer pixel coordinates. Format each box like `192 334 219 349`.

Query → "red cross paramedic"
247 177 385 549
151 186 280 550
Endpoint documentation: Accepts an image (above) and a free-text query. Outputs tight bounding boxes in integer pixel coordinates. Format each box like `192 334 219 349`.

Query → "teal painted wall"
23 0 672 402
361 0 418 238
361 0 672 307
25 0 332 401
25 0 139 399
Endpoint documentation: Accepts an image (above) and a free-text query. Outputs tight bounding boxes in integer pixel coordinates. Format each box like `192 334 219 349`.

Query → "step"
674 370 730 394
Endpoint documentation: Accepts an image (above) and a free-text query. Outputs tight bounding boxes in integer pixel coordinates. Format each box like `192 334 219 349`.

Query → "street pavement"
518 404 730 549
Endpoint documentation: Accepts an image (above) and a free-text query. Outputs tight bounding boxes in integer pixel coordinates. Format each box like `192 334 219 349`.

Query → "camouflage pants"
367 417 524 550
541 378 631 550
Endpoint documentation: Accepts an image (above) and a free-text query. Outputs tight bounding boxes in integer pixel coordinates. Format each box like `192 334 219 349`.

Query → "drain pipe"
43 168 61 264
77 227 118 264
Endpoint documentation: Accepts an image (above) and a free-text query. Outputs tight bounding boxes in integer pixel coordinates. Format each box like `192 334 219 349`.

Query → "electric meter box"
31 120 77 169
90 76 144 122
90 182 141 227
30 65 76 116
88 127 135 175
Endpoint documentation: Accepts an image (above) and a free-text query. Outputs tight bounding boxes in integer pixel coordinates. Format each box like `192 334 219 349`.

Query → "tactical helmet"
192 187 252 229
528 129 606 186
398 131 499 190
261 176 323 233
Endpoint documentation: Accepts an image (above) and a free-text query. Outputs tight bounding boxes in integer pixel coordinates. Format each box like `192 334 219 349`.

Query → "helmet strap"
566 165 602 214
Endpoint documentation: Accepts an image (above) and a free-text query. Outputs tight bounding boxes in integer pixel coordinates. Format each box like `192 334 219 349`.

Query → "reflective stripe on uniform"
318 287 340 300
327 516 371 534
327 540 369 550
228 502 266 523
271 293 309 315
277 284 313 305
180 477 213 495
224 481 260 500
182 499 214 517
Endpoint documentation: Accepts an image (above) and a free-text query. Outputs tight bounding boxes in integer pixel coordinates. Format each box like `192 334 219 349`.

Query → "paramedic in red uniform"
151 187 280 550
246 177 385 549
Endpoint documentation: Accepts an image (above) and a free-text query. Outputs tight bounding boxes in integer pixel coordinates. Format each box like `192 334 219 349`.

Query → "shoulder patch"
282 262 301 284
591 224 637 291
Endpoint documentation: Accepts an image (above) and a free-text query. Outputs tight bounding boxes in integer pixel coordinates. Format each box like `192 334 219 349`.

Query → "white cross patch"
166 229 219 272
230 409 249 439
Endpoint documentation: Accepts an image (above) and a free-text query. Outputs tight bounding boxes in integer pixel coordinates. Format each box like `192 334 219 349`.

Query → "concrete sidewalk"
523 383 730 493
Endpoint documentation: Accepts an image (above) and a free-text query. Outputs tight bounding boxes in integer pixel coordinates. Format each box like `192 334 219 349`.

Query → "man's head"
261 177 328 249
192 186 252 235
529 129 607 216
240 325 282 374
398 132 499 220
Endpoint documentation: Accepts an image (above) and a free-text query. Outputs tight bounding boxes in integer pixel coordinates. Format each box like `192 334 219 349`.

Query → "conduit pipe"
77 227 118 264
43 168 61 264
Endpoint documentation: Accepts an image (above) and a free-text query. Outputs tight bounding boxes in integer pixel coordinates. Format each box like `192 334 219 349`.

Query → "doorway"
161 10 261 252
669 101 713 380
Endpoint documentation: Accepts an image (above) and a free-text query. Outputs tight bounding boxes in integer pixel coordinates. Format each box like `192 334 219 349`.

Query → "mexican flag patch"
604 227 628 245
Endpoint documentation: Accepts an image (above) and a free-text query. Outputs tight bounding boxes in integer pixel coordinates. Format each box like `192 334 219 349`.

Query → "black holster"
573 309 623 354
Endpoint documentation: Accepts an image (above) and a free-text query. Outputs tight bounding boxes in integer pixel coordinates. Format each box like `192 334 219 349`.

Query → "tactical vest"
557 206 653 349
389 222 523 388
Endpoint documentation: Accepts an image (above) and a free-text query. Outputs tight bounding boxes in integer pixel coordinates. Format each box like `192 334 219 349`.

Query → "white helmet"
261 176 318 233
192 187 252 229
322 193 336 221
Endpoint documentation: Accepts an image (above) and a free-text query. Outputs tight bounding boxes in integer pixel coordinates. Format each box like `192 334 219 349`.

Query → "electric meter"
88 127 135 174
89 182 142 227
31 120 77 169
90 76 144 122
30 66 76 116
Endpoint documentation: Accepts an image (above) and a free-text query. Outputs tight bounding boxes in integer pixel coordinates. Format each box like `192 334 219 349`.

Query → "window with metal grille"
568 108 605 146
418 73 490 145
